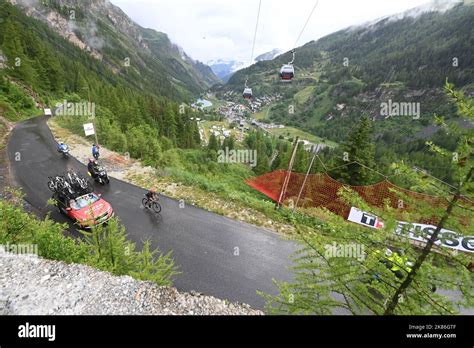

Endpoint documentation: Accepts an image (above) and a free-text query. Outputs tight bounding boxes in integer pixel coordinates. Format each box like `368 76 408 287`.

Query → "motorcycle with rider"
57 142 70 158
87 158 110 185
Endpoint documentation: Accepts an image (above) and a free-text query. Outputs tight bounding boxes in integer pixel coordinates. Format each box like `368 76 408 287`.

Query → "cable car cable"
250 0 263 65
288 50 295 65
279 0 319 81
293 0 320 49
243 0 262 99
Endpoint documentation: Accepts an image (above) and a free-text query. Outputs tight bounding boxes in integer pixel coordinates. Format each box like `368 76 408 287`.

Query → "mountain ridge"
208 59 245 83
214 1 473 183
223 1 473 119
255 48 282 62
209 49 283 83
9 0 219 98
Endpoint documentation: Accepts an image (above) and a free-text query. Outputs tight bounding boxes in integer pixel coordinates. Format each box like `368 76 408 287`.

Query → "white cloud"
111 0 436 63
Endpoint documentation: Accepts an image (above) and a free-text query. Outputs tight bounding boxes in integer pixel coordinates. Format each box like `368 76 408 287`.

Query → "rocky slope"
0 253 262 315
8 0 219 97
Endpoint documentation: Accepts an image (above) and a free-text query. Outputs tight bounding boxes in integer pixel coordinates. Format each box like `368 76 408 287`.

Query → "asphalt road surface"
7 116 297 310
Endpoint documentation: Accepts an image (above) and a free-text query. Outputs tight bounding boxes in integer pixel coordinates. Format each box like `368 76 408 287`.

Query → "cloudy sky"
111 0 433 64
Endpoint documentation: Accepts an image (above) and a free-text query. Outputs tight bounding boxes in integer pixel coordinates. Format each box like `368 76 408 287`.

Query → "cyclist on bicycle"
145 187 159 206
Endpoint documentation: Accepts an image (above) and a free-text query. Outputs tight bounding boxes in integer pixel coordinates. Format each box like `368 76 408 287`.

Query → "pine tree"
335 115 376 185
192 121 201 147
261 83 474 315
207 133 219 152
147 96 161 133
162 103 177 142
222 135 235 151
272 140 291 170
129 241 178 286
81 218 177 285
254 140 270 175
293 142 310 173
2 19 36 84
383 81 474 314
73 70 88 94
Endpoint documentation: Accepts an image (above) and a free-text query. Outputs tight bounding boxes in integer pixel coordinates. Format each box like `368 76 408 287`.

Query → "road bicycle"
142 194 162 214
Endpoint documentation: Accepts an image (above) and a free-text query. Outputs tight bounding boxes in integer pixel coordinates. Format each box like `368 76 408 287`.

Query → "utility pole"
277 136 299 208
83 86 99 146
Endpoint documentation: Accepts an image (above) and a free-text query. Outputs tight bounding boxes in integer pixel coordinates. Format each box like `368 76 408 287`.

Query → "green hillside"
0 0 204 158
217 2 474 184
4 0 219 101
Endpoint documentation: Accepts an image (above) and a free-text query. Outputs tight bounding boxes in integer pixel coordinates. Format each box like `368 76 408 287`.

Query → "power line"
326 160 388 180
316 154 328 171
321 158 474 202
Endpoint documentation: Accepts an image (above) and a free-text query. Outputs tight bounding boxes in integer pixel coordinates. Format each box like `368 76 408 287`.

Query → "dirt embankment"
0 116 13 193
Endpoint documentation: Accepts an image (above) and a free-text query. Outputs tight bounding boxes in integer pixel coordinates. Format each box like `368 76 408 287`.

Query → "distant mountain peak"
255 48 282 62
208 49 282 82
208 59 246 82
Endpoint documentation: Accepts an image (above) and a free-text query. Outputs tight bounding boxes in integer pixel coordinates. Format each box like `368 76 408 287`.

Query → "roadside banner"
347 207 474 254
83 123 95 136
347 207 384 229
395 221 474 253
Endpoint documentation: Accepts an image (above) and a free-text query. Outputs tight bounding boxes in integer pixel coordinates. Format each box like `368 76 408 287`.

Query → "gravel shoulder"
0 253 263 315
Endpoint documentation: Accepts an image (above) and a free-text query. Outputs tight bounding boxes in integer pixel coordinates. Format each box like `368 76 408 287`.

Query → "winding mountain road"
7 116 296 310
7 116 472 314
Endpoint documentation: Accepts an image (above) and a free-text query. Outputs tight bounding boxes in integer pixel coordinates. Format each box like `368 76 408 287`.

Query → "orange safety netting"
246 170 472 224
